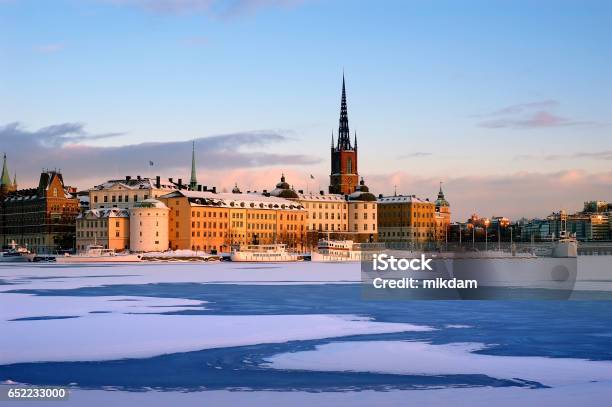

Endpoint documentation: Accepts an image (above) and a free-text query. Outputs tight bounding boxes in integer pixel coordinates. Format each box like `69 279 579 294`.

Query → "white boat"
230 244 301 262
551 231 578 258
311 239 384 262
0 241 35 262
55 245 142 263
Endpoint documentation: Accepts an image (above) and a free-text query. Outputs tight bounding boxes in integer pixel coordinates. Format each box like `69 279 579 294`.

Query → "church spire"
337 73 352 150
1 153 11 187
189 141 198 191
354 131 357 149
13 172 17 189
331 130 334 149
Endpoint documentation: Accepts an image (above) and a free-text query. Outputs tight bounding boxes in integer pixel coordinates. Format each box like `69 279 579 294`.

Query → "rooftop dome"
348 178 376 201
232 183 242 194
269 174 298 199
275 174 290 190
133 198 168 209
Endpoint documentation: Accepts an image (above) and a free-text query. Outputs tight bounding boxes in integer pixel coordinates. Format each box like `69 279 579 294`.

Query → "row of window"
78 220 122 228
380 231 434 238
379 211 434 218
93 194 150 203
308 223 377 232
77 230 122 238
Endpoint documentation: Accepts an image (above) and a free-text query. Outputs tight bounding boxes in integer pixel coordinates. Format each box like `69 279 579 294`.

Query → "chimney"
319 190 324 195
178 178 182 189
263 189 268 194
137 175 141 180
212 186 216 193
126 175 131 181
169 177 173 183
197 185 202 192
155 176 161 189
203 185 207 191
298 189 303 194
378 194 383 198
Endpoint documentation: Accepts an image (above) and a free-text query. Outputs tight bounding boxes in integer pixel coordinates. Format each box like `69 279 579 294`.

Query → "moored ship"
230 244 302 262
0 241 35 262
55 245 142 263
311 239 385 262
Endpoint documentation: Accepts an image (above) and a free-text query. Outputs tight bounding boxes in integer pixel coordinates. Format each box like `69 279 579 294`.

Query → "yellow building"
268 175 377 247
75 208 130 252
347 179 378 241
377 195 436 244
89 176 189 210
159 190 306 253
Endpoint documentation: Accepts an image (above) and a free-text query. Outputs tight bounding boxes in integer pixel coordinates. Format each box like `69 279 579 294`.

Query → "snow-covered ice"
0 293 207 320
0 262 361 293
264 340 612 387
1 312 432 364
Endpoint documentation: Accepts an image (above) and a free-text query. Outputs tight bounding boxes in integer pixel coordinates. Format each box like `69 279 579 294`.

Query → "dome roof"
133 198 168 209
269 174 298 199
348 178 377 201
275 174 290 190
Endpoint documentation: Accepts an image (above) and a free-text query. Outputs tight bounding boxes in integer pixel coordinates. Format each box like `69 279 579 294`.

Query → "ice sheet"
264 340 612 387
5 383 612 407
0 262 361 293
0 314 432 364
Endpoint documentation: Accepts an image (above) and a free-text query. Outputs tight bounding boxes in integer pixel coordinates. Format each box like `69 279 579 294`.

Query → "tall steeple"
436 181 450 208
337 74 352 150
1 153 11 187
329 74 359 195
189 141 198 191
331 131 334 149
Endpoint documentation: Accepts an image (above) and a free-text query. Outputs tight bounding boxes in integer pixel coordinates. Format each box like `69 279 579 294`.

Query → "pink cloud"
476 100 601 129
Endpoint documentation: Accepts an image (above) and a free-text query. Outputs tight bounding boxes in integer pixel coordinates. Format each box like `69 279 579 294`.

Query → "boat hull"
55 255 142 263
229 252 301 262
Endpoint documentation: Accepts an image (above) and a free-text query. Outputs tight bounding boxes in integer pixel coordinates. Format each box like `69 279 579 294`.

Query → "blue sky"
1 0 611 219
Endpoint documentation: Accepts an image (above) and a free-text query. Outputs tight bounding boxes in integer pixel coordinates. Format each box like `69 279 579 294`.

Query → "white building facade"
129 199 170 252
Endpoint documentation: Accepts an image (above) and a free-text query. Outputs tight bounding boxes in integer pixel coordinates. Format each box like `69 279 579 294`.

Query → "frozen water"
264 340 612 387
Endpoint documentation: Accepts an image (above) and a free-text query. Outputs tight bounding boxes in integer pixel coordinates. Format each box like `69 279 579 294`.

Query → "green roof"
1 154 11 186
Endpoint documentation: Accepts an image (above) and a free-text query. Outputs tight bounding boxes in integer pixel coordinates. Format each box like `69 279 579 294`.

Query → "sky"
0 0 611 220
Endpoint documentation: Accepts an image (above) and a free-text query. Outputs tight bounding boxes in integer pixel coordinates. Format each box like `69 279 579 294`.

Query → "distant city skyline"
1 0 610 220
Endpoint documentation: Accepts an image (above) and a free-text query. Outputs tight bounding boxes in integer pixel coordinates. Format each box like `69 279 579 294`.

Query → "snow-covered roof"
295 192 346 202
131 198 169 210
90 178 181 192
159 190 305 211
78 208 129 219
377 195 432 204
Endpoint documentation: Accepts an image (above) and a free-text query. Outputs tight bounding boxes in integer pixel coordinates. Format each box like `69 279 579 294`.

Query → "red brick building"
1 169 80 253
